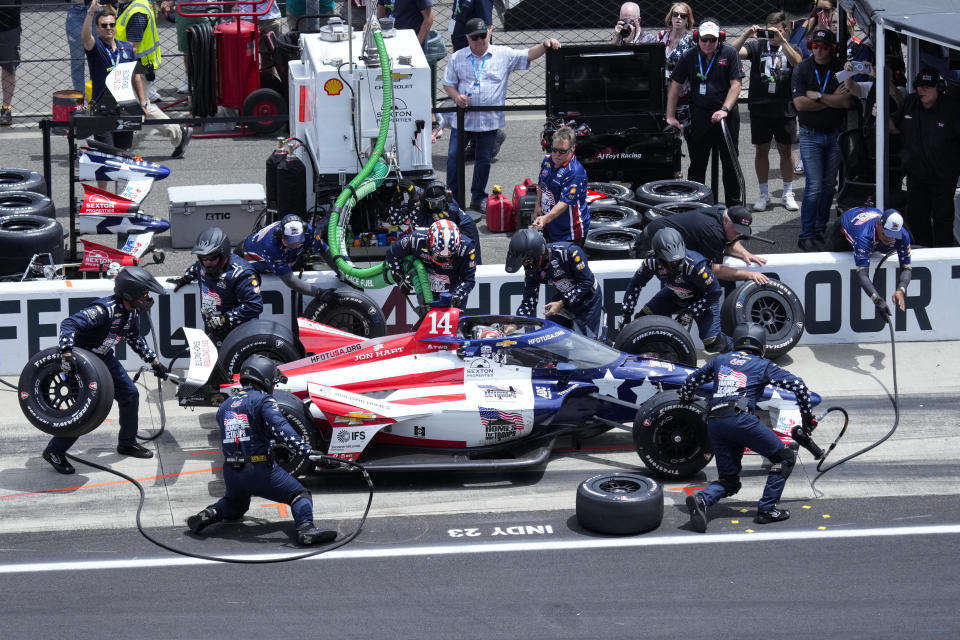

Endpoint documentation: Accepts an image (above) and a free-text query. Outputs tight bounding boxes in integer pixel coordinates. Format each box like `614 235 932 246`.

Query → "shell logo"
324 78 344 96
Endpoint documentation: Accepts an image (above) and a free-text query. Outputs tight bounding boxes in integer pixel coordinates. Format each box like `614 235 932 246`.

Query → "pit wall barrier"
0 248 957 375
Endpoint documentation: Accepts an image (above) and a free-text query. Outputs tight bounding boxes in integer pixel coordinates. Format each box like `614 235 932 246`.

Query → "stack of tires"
0 169 64 280
583 179 713 261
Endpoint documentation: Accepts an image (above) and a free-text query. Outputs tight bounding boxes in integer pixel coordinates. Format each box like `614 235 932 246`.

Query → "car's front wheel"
633 391 711 479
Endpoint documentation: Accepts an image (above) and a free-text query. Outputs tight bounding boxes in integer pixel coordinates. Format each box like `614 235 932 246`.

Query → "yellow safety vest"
116 0 162 70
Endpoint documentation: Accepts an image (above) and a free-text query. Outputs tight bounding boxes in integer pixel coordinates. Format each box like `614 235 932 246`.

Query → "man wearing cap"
667 19 745 206
640 205 769 283
791 27 854 252
240 214 332 299
840 206 912 318
443 17 560 211
891 68 960 248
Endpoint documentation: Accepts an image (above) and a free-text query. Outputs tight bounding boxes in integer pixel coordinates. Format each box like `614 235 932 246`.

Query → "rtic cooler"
168 184 266 248
485 185 515 232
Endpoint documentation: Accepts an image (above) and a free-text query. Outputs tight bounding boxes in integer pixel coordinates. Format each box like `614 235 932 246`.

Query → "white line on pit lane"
1 523 959 574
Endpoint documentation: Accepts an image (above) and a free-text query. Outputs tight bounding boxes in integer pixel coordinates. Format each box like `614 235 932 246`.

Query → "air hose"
323 21 433 304
186 21 216 118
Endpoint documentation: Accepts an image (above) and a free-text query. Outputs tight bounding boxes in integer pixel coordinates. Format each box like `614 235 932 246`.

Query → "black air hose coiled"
186 21 217 118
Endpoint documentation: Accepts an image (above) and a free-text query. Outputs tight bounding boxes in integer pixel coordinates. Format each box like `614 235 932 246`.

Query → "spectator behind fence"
450 0 492 52
443 17 560 211
731 12 801 213
791 27 854 252
0 0 21 126
611 2 655 45
891 68 960 248
655 3 695 178
67 0 92 94
788 0 835 60
118 0 191 158
377 1 439 137
667 19 744 206
170 0 215 94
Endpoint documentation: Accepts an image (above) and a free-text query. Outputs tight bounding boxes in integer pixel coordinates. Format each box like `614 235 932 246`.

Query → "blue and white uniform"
177 254 264 343
241 220 329 298
517 242 602 338
840 207 911 269
537 153 590 242
386 230 477 308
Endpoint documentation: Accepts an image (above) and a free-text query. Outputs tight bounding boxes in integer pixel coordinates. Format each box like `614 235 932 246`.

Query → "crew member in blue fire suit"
505 228 603 338
167 227 263 345
41 266 167 474
185 355 337 546
390 179 482 263
679 322 817 532
386 219 477 310
840 206 912 318
240 214 332 298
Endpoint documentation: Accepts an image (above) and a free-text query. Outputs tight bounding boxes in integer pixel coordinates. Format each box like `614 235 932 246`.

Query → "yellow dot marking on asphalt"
740 508 749 513
823 514 831 519
802 505 812 510
745 529 755 533
731 520 739 524
818 526 827 530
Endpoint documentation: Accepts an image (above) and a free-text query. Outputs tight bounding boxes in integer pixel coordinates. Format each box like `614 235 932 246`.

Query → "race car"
221 297 821 480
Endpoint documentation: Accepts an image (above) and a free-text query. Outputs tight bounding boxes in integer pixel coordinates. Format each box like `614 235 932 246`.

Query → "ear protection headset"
807 28 838 54
913 69 947 93
692 26 726 43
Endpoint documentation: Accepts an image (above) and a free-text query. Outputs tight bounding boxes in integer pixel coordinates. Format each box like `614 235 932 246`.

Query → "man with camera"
611 2 655 45
731 12 801 213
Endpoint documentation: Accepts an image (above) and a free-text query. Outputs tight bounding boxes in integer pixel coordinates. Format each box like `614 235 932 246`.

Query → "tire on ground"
218 319 304 377
634 180 713 206
720 279 805 360
18 347 115 438
576 472 664 534
641 200 712 226
0 169 46 195
0 214 65 277
273 389 318 476
0 191 55 219
302 289 387 339
633 390 711 479
588 204 643 230
614 315 697 367
584 226 642 261
586 181 634 207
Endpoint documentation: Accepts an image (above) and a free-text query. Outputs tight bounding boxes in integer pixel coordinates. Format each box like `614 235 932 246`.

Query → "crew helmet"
238 354 286 392
114 266 164 310
651 227 686 272
422 180 448 215
279 214 306 245
191 227 233 276
732 323 766 356
428 219 461 264
505 228 548 273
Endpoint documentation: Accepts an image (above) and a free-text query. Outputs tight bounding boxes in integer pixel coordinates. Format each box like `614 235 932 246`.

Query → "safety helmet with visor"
505 228 548 273
114 266 164 310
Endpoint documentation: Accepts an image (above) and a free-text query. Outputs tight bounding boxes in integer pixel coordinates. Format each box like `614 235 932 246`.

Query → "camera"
757 28 776 40
850 60 872 74
619 19 636 38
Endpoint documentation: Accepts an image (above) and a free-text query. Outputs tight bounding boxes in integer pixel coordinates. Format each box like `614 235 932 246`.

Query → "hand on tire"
205 313 227 330
60 351 75 374
617 314 631 331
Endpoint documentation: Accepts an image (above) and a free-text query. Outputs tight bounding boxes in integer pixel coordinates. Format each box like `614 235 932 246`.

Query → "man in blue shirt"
241 214 331 298
840 207 912 317
531 126 591 246
505 228 603 338
679 323 817 532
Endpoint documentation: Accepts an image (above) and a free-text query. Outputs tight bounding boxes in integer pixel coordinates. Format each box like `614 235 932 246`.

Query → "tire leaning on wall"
18 347 115 439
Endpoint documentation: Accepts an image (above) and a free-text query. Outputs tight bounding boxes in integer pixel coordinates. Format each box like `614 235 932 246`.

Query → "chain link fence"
3 0 811 127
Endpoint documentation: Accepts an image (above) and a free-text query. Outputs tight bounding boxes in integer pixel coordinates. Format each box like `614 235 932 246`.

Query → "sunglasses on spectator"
699 36 718 43
672 11 688 19
469 33 487 41
810 43 831 50
550 146 572 154
98 22 116 28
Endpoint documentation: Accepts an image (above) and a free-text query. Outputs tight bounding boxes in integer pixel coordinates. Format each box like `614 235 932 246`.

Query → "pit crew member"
240 214 334 298
41 266 167 474
185 355 337 546
505 228 603 339
390 179 482 264
680 322 817 532
386 219 477 310
620 228 736 352
531 126 591 246
167 227 264 345
840 207 912 317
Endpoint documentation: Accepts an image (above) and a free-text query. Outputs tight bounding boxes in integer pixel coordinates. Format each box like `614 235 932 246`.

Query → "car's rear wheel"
302 289 387 339
614 315 697 367
218 320 304 377
273 389 318 476
576 473 664 535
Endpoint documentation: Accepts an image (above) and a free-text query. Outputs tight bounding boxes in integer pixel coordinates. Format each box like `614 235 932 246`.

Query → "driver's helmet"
428 219 461 265
471 324 504 339
651 227 686 274
422 180 448 216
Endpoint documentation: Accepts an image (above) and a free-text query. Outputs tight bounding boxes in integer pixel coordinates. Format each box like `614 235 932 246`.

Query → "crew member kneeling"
505 228 603 338
41 267 167 474
679 323 817 532
186 355 337 546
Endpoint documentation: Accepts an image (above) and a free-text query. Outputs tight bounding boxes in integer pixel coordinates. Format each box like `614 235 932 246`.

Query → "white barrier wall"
0 248 957 374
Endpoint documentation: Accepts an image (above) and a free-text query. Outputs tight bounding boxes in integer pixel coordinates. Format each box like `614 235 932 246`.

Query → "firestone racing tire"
588 204 644 230
614 315 697 367
584 226 643 261
720 279 805 360
641 200 711 226
218 319 304 377
273 389 319 477
302 289 387 339
587 182 634 207
0 169 46 195
0 191 56 219
18 347 115 439
634 180 713 207
0 214 65 277
576 473 664 535
633 390 711 480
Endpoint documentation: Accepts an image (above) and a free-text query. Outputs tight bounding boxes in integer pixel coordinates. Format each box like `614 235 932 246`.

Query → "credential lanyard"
814 67 831 93
469 54 487 85
697 51 717 80
106 45 120 72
